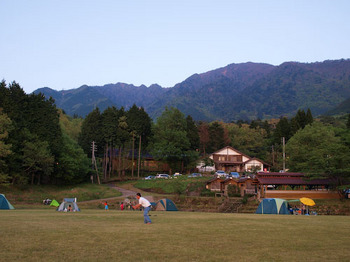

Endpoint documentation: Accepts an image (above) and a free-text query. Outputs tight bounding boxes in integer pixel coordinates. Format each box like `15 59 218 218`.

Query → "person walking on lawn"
132 193 152 224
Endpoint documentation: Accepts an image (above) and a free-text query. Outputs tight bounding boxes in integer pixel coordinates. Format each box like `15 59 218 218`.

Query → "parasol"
299 197 315 206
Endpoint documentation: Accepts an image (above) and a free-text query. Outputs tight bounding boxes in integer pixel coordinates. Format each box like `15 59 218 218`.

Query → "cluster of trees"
78 105 152 180
0 81 90 185
1 81 349 190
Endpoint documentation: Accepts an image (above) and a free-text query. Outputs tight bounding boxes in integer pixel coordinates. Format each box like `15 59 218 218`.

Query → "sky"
1 0 350 94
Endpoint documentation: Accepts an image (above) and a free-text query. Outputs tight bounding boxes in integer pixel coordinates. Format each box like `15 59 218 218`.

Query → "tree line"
0 81 349 191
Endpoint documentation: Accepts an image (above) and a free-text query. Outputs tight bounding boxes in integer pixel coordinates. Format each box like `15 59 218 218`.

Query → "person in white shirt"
132 193 152 224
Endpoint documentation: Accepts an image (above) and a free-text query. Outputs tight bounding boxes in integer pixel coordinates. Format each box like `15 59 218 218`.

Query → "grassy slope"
1 209 349 262
0 183 121 207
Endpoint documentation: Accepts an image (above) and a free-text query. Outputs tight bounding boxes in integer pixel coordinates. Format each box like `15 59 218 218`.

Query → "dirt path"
80 183 155 203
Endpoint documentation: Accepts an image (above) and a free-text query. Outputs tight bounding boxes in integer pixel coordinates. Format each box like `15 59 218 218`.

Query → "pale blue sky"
1 0 349 94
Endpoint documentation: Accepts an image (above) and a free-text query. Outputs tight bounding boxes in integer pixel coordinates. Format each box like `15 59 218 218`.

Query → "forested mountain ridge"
34 59 350 121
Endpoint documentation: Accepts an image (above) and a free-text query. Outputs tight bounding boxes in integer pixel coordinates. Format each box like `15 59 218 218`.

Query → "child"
120 202 124 211
104 201 109 211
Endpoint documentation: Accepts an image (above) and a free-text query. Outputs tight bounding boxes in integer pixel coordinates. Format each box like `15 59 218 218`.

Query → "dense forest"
1 81 350 191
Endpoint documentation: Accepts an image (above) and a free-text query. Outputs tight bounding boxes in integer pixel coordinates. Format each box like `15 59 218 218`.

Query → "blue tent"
155 198 178 211
256 198 290 215
0 194 15 210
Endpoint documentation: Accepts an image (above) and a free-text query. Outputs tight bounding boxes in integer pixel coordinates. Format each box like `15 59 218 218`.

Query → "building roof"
257 172 304 177
206 177 224 184
244 157 271 166
257 177 331 185
221 178 239 184
210 146 251 159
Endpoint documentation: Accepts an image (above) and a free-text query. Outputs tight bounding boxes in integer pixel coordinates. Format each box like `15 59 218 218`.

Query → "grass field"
1 209 349 262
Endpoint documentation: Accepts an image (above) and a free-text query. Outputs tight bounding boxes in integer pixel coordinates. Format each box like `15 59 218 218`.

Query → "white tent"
57 198 80 212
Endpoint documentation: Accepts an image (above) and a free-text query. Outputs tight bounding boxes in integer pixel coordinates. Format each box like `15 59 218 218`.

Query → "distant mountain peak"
34 59 350 120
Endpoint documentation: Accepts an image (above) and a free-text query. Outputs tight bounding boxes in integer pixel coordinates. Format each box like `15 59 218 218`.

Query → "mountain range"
34 59 350 121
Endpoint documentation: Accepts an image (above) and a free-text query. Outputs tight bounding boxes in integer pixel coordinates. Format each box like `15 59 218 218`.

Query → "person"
120 202 124 211
67 204 72 212
132 193 152 224
104 201 109 211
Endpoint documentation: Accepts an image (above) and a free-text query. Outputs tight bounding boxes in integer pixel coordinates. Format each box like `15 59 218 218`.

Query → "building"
209 146 270 173
255 172 339 199
205 171 339 199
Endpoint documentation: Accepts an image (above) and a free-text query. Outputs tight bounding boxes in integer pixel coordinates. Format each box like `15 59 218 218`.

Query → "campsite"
1 183 350 261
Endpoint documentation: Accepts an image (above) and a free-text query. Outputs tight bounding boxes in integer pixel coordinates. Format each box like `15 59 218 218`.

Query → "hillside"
34 59 350 121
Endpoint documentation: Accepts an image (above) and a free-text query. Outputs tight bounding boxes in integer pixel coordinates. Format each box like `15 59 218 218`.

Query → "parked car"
155 174 170 179
144 175 155 180
215 170 228 178
173 173 182 177
228 172 240 179
188 173 202 178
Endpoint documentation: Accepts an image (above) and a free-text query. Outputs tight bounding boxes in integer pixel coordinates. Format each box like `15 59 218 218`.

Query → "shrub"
227 185 240 197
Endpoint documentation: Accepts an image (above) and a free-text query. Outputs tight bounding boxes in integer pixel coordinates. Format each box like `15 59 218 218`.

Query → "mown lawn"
1 209 349 262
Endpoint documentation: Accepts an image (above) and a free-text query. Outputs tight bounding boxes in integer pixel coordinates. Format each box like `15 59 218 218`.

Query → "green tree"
0 109 12 183
59 110 83 142
126 104 152 149
305 108 313 125
290 109 313 135
273 117 291 144
207 122 230 153
0 81 65 184
151 107 198 174
286 122 350 194
186 115 200 151
198 121 210 156
347 114 350 129
79 108 103 157
23 135 54 185
115 112 130 178
56 133 90 184
228 123 267 159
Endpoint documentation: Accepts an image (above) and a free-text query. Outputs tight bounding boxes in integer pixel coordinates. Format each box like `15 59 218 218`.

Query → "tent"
155 198 178 211
50 199 60 207
57 198 80 212
0 194 15 210
256 198 290 215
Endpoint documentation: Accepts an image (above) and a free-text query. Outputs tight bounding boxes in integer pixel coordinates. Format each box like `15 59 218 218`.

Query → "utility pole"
131 132 135 178
282 137 286 172
91 141 100 184
137 135 141 178
271 145 275 167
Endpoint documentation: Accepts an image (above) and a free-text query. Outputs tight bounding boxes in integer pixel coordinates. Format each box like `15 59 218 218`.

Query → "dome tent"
155 198 178 211
256 198 290 215
0 194 14 210
57 198 80 212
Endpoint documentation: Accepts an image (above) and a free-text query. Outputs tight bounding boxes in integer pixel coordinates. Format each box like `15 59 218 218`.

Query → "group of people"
289 205 310 215
102 193 152 224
